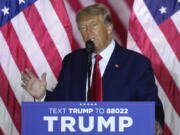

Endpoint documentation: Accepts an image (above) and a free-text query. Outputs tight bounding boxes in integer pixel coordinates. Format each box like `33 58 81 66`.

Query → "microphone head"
85 39 95 54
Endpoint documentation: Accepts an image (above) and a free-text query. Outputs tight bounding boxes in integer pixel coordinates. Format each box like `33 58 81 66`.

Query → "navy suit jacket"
45 42 164 126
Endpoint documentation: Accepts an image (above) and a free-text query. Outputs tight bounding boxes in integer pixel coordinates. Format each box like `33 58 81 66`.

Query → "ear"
106 23 113 35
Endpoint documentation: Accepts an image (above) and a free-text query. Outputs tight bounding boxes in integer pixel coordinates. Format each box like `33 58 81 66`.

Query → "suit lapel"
102 43 123 95
81 50 89 100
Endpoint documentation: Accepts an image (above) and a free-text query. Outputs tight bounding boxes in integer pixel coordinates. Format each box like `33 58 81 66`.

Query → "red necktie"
89 54 103 101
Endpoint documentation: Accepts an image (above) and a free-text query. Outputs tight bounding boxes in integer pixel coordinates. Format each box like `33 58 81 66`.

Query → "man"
21 3 164 134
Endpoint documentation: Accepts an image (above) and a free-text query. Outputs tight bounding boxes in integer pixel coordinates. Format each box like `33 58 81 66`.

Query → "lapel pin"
115 64 119 68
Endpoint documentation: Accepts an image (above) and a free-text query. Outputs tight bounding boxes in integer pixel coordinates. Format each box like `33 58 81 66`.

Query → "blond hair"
76 3 112 25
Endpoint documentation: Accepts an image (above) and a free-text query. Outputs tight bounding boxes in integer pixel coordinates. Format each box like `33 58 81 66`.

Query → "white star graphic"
18 0 25 5
159 6 167 14
178 0 180 3
1 6 10 15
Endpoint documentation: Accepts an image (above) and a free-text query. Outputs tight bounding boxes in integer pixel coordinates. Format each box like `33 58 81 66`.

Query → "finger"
41 73 47 86
21 83 27 90
21 72 31 82
25 68 35 79
21 79 28 86
41 72 47 81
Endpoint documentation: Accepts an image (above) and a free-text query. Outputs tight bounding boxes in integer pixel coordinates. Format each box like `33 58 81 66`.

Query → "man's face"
78 15 113 53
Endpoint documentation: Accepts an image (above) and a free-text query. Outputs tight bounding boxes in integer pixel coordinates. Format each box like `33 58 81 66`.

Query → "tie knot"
95 54 102 62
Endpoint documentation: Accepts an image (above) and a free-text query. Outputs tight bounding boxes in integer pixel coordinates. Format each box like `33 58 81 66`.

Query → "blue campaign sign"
22 102 155 135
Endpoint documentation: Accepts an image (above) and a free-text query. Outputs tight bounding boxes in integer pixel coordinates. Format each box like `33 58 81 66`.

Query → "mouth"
90 38 96 41
86 37 95 42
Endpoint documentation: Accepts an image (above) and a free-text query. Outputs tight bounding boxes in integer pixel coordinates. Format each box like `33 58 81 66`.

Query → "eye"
91 22 97 27
79 26 87 32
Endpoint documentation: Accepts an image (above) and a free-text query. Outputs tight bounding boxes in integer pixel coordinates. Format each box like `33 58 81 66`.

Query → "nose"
86 26 92 34
80 25 94 41
85 26 94 40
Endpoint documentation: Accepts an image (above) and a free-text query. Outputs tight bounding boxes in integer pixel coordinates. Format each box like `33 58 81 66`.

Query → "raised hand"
21 68 47 100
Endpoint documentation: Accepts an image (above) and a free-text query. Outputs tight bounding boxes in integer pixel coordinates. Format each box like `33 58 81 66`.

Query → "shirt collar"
92 40 115 61
100 39 115 61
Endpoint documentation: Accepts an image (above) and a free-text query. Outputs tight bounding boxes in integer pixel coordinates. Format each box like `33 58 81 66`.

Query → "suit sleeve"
45 54 71 101
135 58 164 128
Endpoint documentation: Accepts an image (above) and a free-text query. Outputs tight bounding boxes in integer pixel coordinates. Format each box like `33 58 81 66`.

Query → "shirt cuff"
35 93 46 102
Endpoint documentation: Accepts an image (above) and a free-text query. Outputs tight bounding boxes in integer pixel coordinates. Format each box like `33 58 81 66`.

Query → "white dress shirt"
85 39 115 101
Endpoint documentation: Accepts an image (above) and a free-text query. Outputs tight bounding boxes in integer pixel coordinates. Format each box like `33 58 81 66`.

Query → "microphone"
85 39 95 69
85 39 95 101
85 39 95 55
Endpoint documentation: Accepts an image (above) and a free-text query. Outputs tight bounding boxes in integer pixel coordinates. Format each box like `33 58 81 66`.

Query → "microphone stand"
87 54 92 100
85 40 95 101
